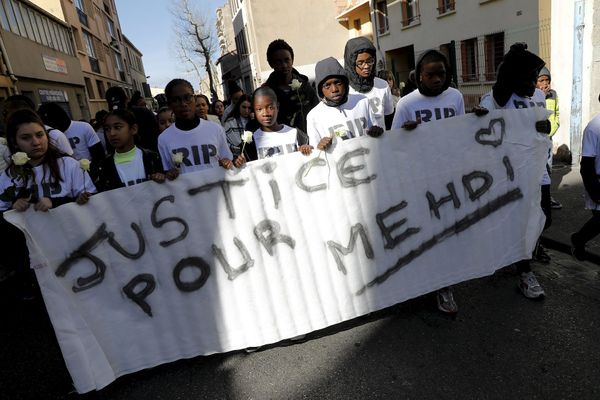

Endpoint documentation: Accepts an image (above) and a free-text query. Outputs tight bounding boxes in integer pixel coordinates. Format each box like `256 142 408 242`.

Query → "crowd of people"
0 36 597 320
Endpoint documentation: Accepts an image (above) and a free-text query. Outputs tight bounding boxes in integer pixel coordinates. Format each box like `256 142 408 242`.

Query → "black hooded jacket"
414 49 452 97
264 68 319 133
315 57 349 107
344 37 376 93
492 43 545 107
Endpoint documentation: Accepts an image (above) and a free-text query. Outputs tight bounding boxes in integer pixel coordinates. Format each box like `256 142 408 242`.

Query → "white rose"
79 158 91 171
334 128 347 138
290 79 302 90
172 152 184 166
0 137 7 146
242 131 253 143
11 152 30 166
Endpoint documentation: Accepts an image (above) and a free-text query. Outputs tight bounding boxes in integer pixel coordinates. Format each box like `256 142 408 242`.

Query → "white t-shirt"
581 113 600 210
480 88 550 185
64 120 100 160
46 126 74 156
306 94 377 147
349 77 394 128
0 156 96 211
254 125 299 159
115 148 147 187
391 87 465 129
158 119 233 174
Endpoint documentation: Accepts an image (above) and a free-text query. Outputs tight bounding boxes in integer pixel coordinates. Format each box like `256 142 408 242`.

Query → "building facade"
31 0 149 117
375 0 546 109
123 35 151 104
0 0 87 120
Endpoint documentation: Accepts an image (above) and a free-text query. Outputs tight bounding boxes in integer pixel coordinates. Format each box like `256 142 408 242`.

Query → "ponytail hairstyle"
105 108 138 128
6 108 64 183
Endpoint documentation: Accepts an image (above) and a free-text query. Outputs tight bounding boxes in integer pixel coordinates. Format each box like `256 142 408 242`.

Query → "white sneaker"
518 272 545 299
436 287 458 314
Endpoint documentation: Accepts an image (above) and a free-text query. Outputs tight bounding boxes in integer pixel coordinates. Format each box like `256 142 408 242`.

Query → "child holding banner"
479 42 552 300
158 79 244 178
252 86 311 159
306 57 383 151
96 109 166 191
389 49 474 314
0 109 95 299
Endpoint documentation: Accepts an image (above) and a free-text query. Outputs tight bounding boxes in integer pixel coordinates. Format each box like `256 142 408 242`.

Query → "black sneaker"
533 243 551 264
550 197 562 209
570 233 586 261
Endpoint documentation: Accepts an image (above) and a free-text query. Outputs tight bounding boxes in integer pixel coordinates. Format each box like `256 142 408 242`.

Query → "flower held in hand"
79 158 91 171
12 152 30 166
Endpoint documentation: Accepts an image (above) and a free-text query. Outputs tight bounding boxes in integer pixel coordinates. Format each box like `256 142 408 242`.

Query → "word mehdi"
55 118 519 317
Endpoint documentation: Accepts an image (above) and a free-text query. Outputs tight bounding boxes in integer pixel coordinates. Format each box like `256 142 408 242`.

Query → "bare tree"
171 0 218 100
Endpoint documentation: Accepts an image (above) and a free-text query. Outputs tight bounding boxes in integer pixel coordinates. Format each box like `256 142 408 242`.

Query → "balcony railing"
401 14 420 27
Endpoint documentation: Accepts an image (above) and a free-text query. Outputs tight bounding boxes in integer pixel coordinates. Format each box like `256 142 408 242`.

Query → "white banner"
6 109 549 393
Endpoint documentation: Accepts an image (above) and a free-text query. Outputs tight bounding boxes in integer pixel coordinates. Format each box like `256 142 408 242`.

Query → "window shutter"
460 41 467 82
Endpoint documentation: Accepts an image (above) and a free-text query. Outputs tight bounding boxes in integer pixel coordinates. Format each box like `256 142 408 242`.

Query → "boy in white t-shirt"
306 57 383 152
479 42 552 300
571 95 600 261
252 87 311 159
344 37 394 129
158 79 243 177
391 50 467 131
390 49 478 315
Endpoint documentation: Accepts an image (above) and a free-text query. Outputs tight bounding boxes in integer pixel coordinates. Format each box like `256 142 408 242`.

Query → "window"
460 38 478 82
484 32 504 81
96 80 105 98
74 0 88 26
0 2 10 30
84 77 95 99
106 17 115 39
4 0 21 34
10 0 26 36
19 3 34 40
437 0 455 14
235 27 249 59
83 31 96 57
375 0 388 35
401 0 420 27
83 31 100 73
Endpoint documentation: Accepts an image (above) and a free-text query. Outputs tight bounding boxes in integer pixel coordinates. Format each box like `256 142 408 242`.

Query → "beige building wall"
242 0 349 84
29 0 64 20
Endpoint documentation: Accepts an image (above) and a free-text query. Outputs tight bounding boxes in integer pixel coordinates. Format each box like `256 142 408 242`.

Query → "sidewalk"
542 160 600 263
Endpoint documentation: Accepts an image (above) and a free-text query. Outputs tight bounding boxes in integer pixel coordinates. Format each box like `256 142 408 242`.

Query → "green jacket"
546 89 559 137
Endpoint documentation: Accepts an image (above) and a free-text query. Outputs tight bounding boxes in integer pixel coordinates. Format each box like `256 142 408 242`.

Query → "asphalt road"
1 248 599 400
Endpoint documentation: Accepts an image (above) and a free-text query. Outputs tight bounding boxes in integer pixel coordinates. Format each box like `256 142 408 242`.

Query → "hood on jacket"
343 37 376 93
538 66 551 81
493 42 545 107
315 57 349 105
415 49 452 97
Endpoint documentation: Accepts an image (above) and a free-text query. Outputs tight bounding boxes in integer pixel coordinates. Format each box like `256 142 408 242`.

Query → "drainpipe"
370 0 383 67
570 0 585 159
0 34 18 93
